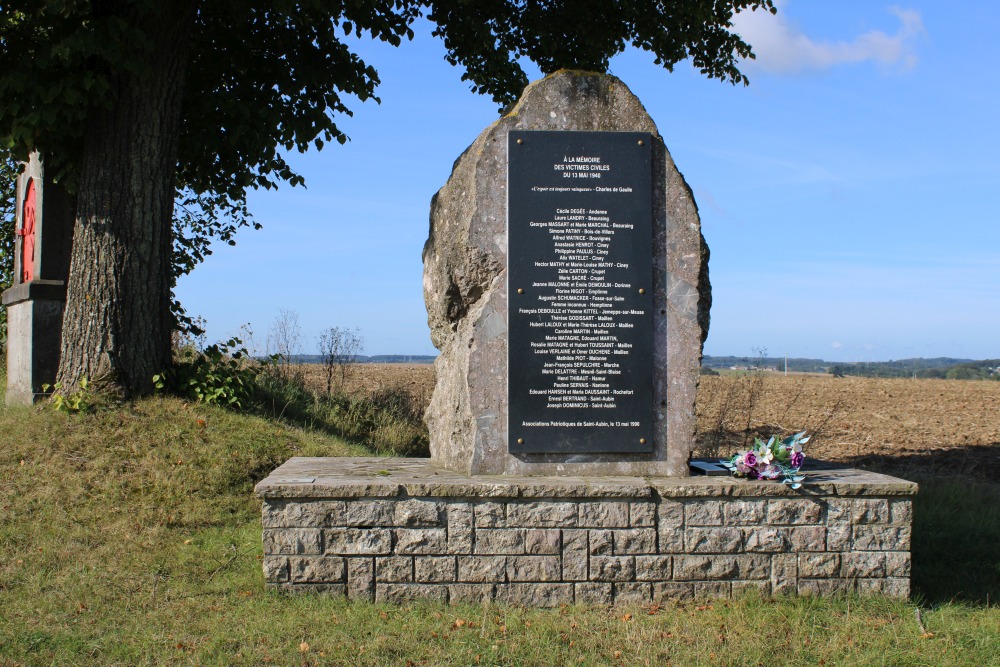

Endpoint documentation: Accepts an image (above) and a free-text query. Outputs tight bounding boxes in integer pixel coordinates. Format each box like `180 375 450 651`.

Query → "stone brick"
394 499 443 527
737 555 771 580
725 500 766 525
652 582 694 601
743 528 789 553
889 499 912 525
475 529 525 554
798 579 852 596
290 556 346 583
262 556 289 583
825 498 853 524
841 552 886 578
375 556 413 582
798 553 840 579
629 503 656 527
771 554 797 595
613 528 657 554
684 500 725 526
658 526 684 553
449 584 495 604
855 578 887 596
507 556 561 582
673 554 734 581
788 527 826 552
324 528 392 555
263 528 323 555
376 583 447 603
394 528 448 555
827 525 852 551
635 555 671 581
578 502 629 528
268 583 346 596
347 557 375 600
657 499 684 528
768 499 823 525
686 527 743 554
525 529 561 555
694 581 731 598
340 500 395 527
614 582 652 604
561 530 589 581
589 530 613 556
263 500 342 528
447 504 474 554
575 582 613 605
882 578 910 598
474 502 506 528
499 583 573 607
507 502 578 527
851 499 890 525
732 580 771 597
458 556 506 582
673 555 768 581
852 526 910 551
415 556 457 583
590 556 635 582
885 552 911 577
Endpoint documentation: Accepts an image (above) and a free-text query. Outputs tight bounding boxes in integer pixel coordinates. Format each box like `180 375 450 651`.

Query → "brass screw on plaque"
637 140 644 146
639 438 647 445
638 288 646 294
517 288 524 294
516 138 523 144
517 438 524 444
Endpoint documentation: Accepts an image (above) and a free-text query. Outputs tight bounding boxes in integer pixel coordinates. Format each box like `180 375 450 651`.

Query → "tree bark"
56 2 197 396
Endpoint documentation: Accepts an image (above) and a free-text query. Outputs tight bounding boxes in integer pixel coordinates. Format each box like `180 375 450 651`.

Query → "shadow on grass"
899 472 999 606
837 445 999 605
246 369 430 457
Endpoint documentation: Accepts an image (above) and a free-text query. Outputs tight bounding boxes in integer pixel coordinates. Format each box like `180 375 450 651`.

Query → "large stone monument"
423 71 710 477
2 151 74 405
256 72 915 605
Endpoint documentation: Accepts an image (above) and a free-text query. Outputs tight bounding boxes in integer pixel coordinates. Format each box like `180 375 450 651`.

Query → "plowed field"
299 364 1000 478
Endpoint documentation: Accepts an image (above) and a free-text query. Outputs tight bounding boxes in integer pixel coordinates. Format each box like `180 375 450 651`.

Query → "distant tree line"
828 359 1000 381
702 354 1000 381
702 355 828 373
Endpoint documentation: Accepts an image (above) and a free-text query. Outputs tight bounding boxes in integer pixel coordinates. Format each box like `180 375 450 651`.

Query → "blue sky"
175 1 1000 362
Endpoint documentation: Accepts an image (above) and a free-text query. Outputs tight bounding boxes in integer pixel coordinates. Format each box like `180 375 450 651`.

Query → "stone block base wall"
257 458 915 606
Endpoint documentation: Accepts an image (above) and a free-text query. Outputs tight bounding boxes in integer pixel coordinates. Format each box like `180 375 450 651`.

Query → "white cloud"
732 3 925 74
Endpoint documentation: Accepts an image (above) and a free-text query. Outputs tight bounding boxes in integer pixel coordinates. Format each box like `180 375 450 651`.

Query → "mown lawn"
1 392 997 666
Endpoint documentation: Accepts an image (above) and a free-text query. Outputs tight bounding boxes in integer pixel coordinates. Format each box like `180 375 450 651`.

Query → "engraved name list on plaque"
507 130 654 455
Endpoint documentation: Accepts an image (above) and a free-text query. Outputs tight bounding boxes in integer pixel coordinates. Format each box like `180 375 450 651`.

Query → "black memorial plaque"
508 130 654 454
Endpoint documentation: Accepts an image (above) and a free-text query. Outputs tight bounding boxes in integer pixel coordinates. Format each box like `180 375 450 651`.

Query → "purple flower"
744 451 758 467
791 452 804 469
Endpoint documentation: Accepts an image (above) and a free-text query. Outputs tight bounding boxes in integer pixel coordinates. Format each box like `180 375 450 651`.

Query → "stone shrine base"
255 458 916 606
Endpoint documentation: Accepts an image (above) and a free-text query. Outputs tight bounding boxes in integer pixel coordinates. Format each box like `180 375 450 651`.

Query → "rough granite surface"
422 70 710 477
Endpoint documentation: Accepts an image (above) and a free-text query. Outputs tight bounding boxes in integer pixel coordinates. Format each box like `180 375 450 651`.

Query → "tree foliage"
426 0 776 107
0 0 776 393
0 147 17 351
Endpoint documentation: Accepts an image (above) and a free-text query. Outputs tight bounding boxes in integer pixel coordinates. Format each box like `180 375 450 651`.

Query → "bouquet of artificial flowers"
720 431 809 489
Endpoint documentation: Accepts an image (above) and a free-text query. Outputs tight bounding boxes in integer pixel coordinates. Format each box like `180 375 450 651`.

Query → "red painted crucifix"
17 178 36 282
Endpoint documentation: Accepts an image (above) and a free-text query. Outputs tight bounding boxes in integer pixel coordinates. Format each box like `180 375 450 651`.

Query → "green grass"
0 391 998 665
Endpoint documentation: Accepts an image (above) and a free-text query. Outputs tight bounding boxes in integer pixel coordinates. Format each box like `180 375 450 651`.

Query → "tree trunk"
56 2 196 396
